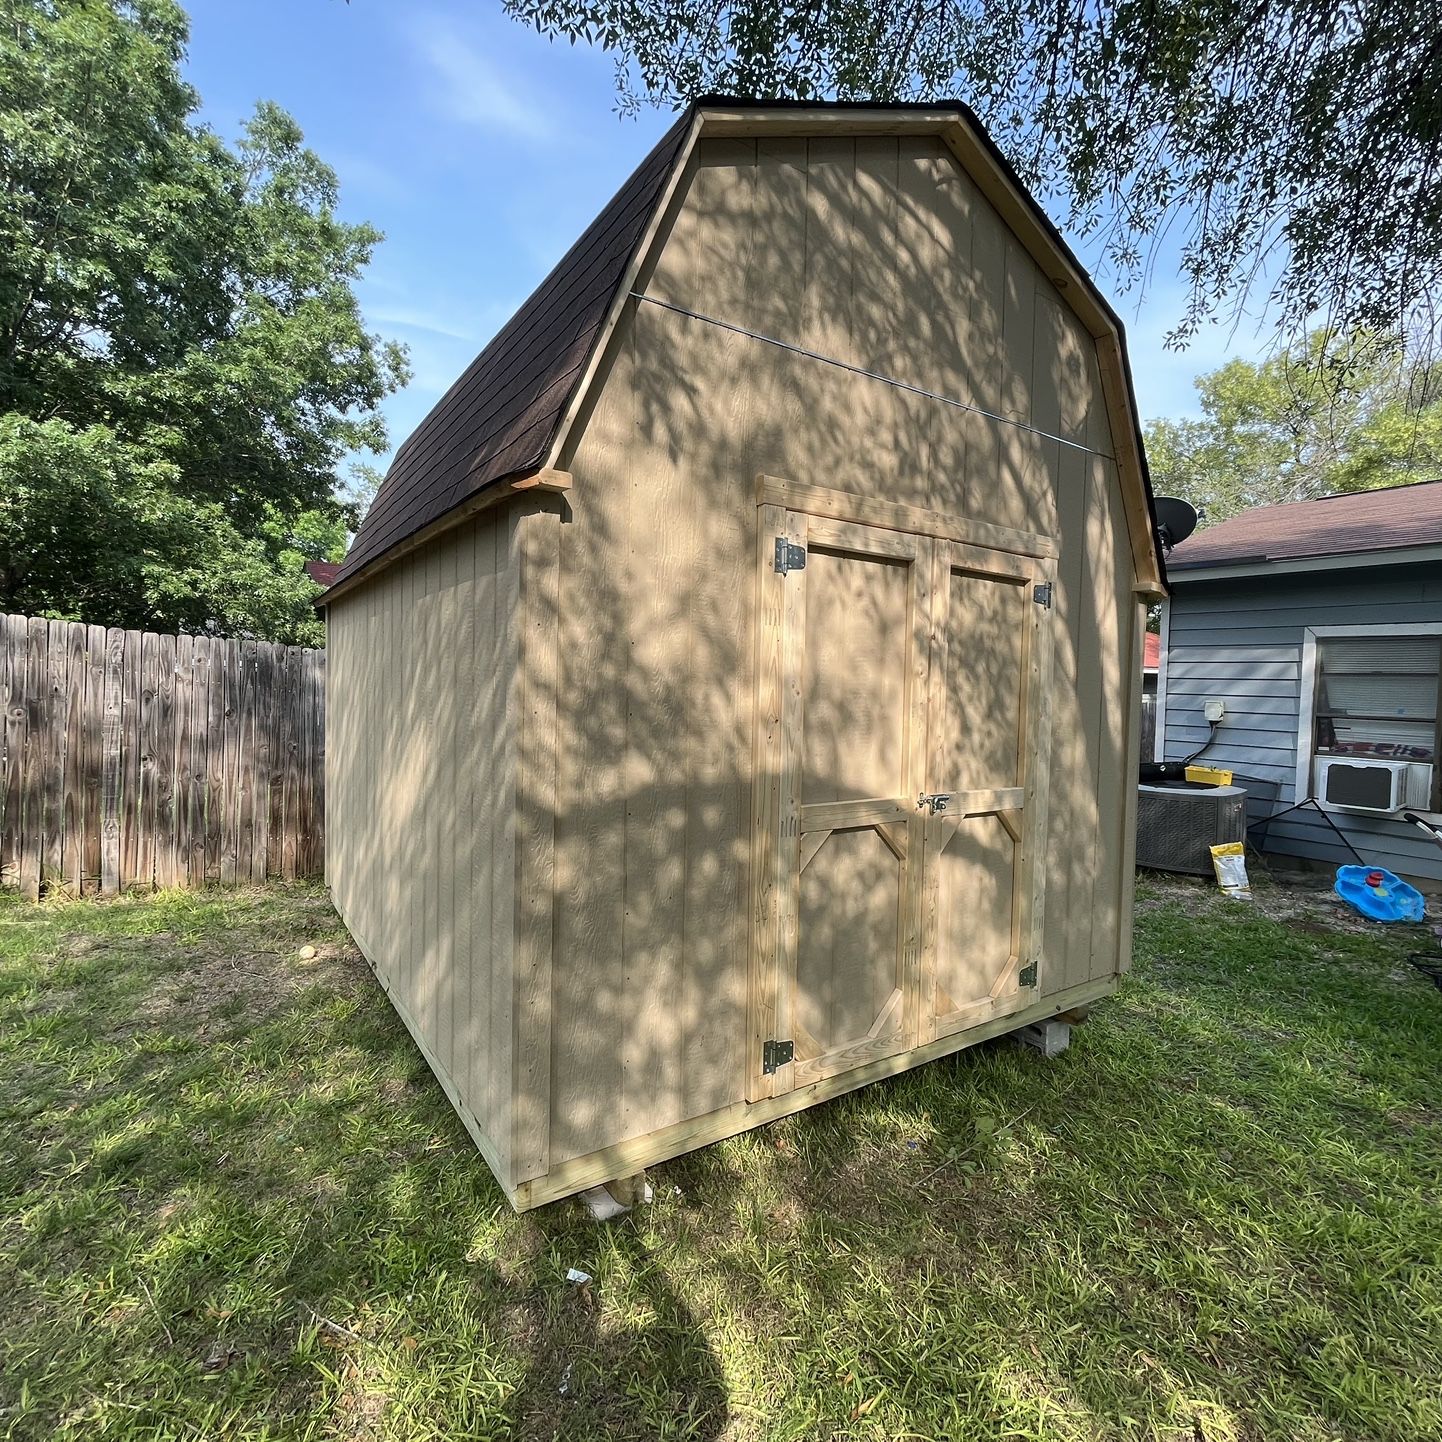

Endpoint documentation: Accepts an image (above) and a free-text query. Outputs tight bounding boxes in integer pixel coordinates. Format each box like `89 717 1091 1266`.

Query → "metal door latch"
918 792 951 814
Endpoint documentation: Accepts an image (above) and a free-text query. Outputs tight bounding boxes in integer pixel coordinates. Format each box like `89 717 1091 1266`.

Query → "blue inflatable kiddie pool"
1335 865 1426 923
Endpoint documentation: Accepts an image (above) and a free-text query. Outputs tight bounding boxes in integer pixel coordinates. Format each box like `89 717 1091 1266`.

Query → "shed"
1156 480 1442 888
321 100 1166 1210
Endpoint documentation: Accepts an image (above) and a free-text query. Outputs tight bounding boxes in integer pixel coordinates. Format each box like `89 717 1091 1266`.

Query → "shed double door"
750 488 1054 1100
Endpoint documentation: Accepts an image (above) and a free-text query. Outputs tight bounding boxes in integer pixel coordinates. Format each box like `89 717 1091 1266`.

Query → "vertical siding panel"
171 634 193 892
219 639 239 886
419 545 438 1053
0 616 24 890
60 624 86 893
82 624 105 892
185 637 209 884
1043 450 1092 985
381 568 396 988
309 648 325 880
679 141 757 1120
18 618 46 898
467 521 495 1149
619 399 688 1144
549 349 632 1163
235 641 255 882
282 643 302 881
513 503 561 1183
379 570 393 964
453 526 478 1109
120 630 142 888
492 516 517 1185
153 632 178 887
995 239 1041 538
205 638 227 883
1086 463 1125 980
436 534 458 1086
250 643 273 881
43 619 69 890
137 630 161 891
290 641 306 881
891 138 953 510
1115 596 1147 972
97 628 124 894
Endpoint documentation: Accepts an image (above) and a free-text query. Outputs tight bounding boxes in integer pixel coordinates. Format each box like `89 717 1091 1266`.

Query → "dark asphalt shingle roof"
330 112 694 589
1168 480 1442 570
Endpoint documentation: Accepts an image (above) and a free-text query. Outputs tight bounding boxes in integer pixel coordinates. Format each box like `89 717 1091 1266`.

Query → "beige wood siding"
537 135 1138 1171
326 511 517 1180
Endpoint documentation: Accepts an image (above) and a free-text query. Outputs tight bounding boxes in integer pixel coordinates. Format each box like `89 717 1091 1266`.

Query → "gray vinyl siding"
1159 561 1442 883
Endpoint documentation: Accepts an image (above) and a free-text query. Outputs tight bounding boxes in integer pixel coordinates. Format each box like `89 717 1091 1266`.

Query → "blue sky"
184 0 1265 475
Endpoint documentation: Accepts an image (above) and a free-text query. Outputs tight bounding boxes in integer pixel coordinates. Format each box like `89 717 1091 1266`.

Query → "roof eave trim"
540 109 705 473
319 469 573 608
1167 541 1442 583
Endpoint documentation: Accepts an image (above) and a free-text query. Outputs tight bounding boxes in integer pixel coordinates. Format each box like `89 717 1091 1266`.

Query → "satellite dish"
1154 496 1198 553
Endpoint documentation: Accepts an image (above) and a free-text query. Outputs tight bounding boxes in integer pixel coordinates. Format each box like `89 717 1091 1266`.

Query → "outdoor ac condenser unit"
1135 784 1248 876
1314 758 1433 816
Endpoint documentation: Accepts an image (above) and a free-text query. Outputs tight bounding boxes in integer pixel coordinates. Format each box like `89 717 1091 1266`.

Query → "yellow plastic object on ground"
1186 764 1233 786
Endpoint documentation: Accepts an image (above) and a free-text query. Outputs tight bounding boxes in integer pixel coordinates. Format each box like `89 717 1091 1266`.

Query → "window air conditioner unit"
1314 758 1433 816
1135 784 1248 875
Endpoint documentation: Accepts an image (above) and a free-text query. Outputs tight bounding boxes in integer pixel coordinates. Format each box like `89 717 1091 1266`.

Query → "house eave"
1166 542 1442 585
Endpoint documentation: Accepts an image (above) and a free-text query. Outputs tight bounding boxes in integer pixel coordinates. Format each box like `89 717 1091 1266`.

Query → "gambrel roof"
329 100 1166 599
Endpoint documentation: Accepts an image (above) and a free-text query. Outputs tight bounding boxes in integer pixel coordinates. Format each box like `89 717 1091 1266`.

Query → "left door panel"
749 507 929 1098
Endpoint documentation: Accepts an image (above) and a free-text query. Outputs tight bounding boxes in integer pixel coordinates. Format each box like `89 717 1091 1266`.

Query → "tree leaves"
1145 329 1442 522
503 0 1442 357
0 0 407 641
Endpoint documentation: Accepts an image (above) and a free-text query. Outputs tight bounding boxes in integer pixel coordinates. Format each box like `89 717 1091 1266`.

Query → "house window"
1310 635 1442 811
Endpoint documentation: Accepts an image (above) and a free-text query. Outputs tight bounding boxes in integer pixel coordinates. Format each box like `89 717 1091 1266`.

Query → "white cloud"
408 13 555 139
365 304 477 342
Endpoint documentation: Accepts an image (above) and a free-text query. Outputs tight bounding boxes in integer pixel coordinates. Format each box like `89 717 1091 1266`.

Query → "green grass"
1 874 1440 1441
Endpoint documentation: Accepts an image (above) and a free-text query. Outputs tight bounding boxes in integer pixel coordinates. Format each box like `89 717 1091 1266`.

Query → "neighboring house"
304 560 341 588
1141 630 1160 758
1156 480 1442 886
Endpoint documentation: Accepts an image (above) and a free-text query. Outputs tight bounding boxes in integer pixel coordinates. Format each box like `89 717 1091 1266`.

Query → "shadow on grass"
3 877 1441 1440
0 886 727 1442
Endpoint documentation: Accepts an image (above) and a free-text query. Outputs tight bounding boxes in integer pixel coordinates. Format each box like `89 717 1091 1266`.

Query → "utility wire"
628 292 1113 461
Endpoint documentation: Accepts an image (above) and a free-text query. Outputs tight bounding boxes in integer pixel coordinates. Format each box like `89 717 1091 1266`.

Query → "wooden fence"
0 614 324 898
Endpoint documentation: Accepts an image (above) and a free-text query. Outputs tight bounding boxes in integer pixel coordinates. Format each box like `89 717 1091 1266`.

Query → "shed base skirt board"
512 977 1115 1210
344 919 1115 1211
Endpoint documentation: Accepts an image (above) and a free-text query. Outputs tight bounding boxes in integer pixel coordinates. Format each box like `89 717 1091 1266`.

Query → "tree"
1145 330 1442 522
505 0 1442 356
0 0 407 643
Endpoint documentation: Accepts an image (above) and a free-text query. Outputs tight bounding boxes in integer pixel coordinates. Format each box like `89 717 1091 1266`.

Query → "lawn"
1 874 1439 1442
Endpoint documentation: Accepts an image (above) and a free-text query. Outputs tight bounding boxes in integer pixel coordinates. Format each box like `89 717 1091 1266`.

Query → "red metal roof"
1143 631 1160 671
305 560 342 587
1168 480 1442 570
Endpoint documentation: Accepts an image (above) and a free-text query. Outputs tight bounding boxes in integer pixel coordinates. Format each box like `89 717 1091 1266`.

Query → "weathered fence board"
0 615 324 897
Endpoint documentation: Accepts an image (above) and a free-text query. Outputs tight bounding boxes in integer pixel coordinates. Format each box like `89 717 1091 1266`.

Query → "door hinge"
762 1038 794 1074
1018 962 1038 988
1032 582 1053 608
774 537 806 576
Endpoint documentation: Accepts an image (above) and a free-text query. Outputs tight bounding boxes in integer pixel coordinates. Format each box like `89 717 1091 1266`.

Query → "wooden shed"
321 99 1167 1211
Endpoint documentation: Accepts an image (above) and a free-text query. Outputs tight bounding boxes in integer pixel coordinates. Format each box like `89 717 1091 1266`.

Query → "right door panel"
923 540 1054 1040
